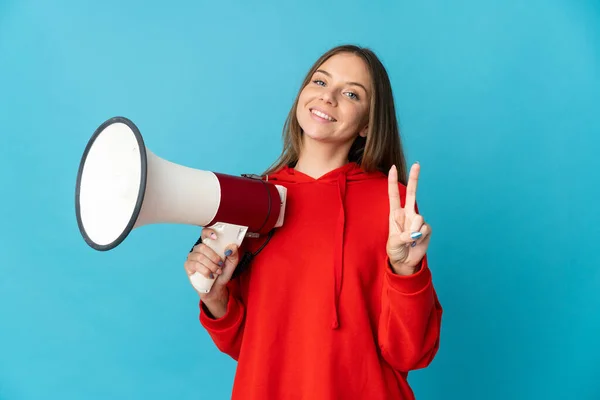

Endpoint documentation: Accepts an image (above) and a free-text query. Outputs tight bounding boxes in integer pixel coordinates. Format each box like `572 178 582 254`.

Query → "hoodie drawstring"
270 162 378 330
332 172 347 329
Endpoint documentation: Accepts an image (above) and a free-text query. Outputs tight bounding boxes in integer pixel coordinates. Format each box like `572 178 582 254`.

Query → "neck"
294 135 353 179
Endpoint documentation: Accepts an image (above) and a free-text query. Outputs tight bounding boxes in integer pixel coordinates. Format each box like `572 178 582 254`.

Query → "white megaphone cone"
75 116 287 293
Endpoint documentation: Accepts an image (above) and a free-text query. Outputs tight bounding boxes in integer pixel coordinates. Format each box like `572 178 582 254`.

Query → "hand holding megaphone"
186 223 246 293
185 227 241 296
75 116 287 293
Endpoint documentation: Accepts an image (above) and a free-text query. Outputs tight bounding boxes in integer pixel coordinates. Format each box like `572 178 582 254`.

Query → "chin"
303 130 342 146
301 128 324 141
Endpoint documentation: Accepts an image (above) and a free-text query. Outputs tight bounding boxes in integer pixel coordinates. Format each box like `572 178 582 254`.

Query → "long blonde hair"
263 44 408 185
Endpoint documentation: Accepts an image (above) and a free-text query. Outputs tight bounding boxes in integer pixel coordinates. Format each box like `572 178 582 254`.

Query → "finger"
183 260 196 276
390 207 405 234
223 244 240 266
201 228 218 241
420 223 431 240
398 231 413 245
184 260 215 279
411 222 431 244
404 162 420 215
188 250 224 273
191 243 222 265
409 215 425 238
388 165 401 213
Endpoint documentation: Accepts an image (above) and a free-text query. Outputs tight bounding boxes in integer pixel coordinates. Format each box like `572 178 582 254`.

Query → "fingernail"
411 241 417 247
218 261 224 266
210 233 217 240
224 249 232 257
415 161 420 165
209 272 214 279
410 232 423 240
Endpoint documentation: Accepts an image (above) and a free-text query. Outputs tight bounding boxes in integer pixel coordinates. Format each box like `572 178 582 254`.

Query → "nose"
320 87 337 106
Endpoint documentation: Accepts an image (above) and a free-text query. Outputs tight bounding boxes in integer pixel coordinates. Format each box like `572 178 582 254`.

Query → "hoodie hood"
265 162 385 329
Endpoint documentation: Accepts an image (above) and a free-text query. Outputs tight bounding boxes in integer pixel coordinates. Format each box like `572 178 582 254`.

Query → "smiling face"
296 52 372 148
264 45 407 181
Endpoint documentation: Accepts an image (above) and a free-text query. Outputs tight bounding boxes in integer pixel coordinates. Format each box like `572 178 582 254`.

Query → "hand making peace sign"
386 162 432 275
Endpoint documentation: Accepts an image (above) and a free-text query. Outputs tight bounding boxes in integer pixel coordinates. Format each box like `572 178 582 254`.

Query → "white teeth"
311 109 335 121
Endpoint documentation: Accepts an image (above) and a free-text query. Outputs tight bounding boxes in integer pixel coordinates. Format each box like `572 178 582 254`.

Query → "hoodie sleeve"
190 236 246 361
199 278 246 361
378 254 443 372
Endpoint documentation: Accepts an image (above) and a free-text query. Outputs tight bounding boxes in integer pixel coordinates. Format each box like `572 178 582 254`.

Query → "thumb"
223 244 240 267
388 230 414 249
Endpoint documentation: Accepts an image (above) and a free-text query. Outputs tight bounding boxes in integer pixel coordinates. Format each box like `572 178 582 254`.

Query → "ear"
359 124 368 138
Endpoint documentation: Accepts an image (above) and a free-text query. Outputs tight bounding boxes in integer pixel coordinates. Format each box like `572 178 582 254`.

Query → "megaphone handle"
189 222 249 293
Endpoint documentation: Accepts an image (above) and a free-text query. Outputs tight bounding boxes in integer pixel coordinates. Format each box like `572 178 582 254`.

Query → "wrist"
200 285 229 308
388 259 421 276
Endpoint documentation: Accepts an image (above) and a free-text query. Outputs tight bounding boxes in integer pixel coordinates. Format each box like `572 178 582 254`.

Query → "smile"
310 108 336 122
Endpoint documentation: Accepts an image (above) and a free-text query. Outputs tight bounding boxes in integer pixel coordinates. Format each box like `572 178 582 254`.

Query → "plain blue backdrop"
1 0 599 399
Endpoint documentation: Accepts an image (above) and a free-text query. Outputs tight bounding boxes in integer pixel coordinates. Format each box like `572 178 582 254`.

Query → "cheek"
296 88 317 118
297 87 313 104
344 104 368 126
296 97 306 119
295 94 310 130
296 91 308 113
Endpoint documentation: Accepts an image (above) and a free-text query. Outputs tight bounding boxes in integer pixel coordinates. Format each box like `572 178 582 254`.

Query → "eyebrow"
315 69 369 94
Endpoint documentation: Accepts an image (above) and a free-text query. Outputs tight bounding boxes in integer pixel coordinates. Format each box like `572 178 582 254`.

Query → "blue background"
1 0 599 399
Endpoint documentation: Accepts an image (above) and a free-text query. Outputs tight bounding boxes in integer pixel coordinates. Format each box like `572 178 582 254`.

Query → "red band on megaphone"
209 173 281 235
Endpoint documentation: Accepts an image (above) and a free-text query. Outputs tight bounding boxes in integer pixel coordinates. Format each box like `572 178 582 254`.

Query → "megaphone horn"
75 116 287 293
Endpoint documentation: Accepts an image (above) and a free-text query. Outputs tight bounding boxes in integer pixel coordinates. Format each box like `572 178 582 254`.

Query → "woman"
184 44 443 400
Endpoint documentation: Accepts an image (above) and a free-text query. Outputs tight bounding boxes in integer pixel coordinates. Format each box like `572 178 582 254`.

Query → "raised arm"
378 163 443 371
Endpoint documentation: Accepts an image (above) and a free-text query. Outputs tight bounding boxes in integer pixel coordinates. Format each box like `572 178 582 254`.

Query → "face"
296 52 372 146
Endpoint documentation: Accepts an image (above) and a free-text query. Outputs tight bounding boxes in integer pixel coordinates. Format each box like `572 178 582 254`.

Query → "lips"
310 107 336 122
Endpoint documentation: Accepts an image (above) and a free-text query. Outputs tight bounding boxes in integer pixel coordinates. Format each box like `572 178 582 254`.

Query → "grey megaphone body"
75 116 287 293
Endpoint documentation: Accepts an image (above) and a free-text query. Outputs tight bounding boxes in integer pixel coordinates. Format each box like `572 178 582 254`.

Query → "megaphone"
75 116 287 293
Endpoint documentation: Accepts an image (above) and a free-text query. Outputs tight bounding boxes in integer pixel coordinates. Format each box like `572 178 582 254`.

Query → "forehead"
316 53 371 88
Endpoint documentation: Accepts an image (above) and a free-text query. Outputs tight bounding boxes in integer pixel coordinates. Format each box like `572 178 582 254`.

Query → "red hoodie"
198 162 443 400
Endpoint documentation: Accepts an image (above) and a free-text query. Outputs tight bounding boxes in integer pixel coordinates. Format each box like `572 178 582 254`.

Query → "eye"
345 92 359 100
312 79 326 86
